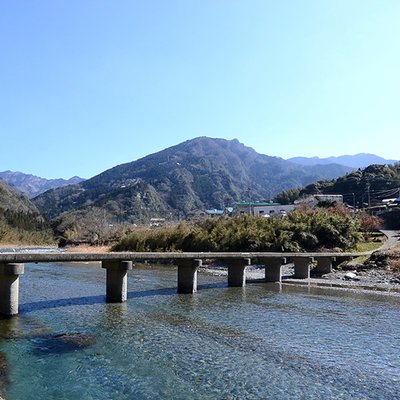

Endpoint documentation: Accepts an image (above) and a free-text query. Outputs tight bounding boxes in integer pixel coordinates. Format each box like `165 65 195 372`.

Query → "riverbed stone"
32 333 96 355
344 272 360 281
0 351 9 399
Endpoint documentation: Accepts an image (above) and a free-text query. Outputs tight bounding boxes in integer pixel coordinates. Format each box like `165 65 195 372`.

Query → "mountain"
288 153 398 169
0 178 53 243
0 171 85 198
0 179 40 214
33 137 352 222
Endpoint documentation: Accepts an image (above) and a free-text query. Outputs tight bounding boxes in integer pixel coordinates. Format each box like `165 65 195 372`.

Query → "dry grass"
388 256 400 272
0 243 47 249
387 248 400 276
64 245 111 253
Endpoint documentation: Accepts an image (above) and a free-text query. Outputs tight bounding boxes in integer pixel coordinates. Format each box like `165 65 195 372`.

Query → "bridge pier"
0 263 24 316
227 258 251 287
102 260 133 302
314 256 336 274
176 259 202 293
293 257 314 279
260 257 286 282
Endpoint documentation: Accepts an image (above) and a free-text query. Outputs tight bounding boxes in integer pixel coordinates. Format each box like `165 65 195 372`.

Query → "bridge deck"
0 251 368 264
0 250 370 316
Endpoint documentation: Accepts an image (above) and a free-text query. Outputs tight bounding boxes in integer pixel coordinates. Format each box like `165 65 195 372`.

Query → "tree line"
0 208 54 244
274 163 400 207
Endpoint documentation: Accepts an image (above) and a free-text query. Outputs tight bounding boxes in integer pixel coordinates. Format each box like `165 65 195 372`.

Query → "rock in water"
0 352 10 399
32 332 96 355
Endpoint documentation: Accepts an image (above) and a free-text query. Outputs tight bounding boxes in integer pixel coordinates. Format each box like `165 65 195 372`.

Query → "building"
233 201 295 217
295 194 343 208
204 209 224 217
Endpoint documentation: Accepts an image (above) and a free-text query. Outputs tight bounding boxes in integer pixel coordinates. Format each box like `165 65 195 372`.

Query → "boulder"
344 272 360 281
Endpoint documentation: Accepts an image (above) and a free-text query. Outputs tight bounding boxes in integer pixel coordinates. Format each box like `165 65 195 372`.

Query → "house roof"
234 201 281 206
205 209 224 215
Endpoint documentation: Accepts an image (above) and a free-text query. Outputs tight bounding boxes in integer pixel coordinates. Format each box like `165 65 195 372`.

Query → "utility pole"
366 184 371 208
247 187 252 216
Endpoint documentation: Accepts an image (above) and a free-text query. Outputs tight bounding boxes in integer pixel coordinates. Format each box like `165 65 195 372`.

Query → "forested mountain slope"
33 137 352 222
275 163 400 207
0 179 52 243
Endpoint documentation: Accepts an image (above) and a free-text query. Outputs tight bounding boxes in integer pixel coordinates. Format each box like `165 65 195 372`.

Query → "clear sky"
1 1 399 179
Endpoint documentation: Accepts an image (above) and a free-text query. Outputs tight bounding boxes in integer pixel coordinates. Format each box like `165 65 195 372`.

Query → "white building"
234 202 295 217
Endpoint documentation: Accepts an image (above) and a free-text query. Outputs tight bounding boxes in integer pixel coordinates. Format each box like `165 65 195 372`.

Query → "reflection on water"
0 262 399 399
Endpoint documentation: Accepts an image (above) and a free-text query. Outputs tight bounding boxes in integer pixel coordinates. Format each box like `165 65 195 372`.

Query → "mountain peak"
33 137 352 221
0 171 85 198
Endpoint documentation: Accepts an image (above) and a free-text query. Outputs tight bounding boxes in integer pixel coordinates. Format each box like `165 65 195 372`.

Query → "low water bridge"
0 251 367 316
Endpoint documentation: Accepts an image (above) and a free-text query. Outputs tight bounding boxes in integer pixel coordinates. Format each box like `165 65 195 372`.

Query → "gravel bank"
201 258 400 295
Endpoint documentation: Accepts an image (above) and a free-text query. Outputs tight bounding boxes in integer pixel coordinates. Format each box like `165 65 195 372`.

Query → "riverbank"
202 231 400 293
200 262 400 293
63 244 111 253
203 235 400 293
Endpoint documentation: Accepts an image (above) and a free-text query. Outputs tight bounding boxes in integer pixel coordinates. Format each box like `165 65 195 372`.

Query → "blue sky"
1 1 399 179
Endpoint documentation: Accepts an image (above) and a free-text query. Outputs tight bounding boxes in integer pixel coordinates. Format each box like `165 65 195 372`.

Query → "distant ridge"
0 170 85 198
288 153 398 169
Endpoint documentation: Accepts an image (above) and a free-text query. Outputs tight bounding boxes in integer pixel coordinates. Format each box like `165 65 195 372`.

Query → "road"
379 230 400 251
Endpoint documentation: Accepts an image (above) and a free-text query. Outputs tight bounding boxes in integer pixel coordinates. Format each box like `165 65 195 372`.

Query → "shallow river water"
0 262 399 399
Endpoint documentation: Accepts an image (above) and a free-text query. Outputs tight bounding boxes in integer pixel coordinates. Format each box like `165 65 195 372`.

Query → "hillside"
0 170 85 198
0 179 41 214
33 137 351 223
275 163 400 207
0 179 53 244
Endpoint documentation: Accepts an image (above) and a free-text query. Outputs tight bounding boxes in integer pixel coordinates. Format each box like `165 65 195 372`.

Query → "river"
0 261 399 399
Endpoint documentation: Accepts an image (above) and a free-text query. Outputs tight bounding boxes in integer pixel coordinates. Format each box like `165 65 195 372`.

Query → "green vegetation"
353 232 385 252
0 209 54 245
112 206 363 252
275 163 400 207
0 179 54 245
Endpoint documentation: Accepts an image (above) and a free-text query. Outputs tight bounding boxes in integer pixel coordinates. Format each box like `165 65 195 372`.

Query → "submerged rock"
0 351 10 399
32 332 96 355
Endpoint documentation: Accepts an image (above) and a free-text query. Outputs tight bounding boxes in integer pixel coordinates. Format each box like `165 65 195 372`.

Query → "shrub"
112 208 362 252
358 212 383 232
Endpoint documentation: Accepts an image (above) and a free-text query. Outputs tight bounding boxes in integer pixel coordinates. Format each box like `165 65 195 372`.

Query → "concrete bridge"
0 251 367 316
